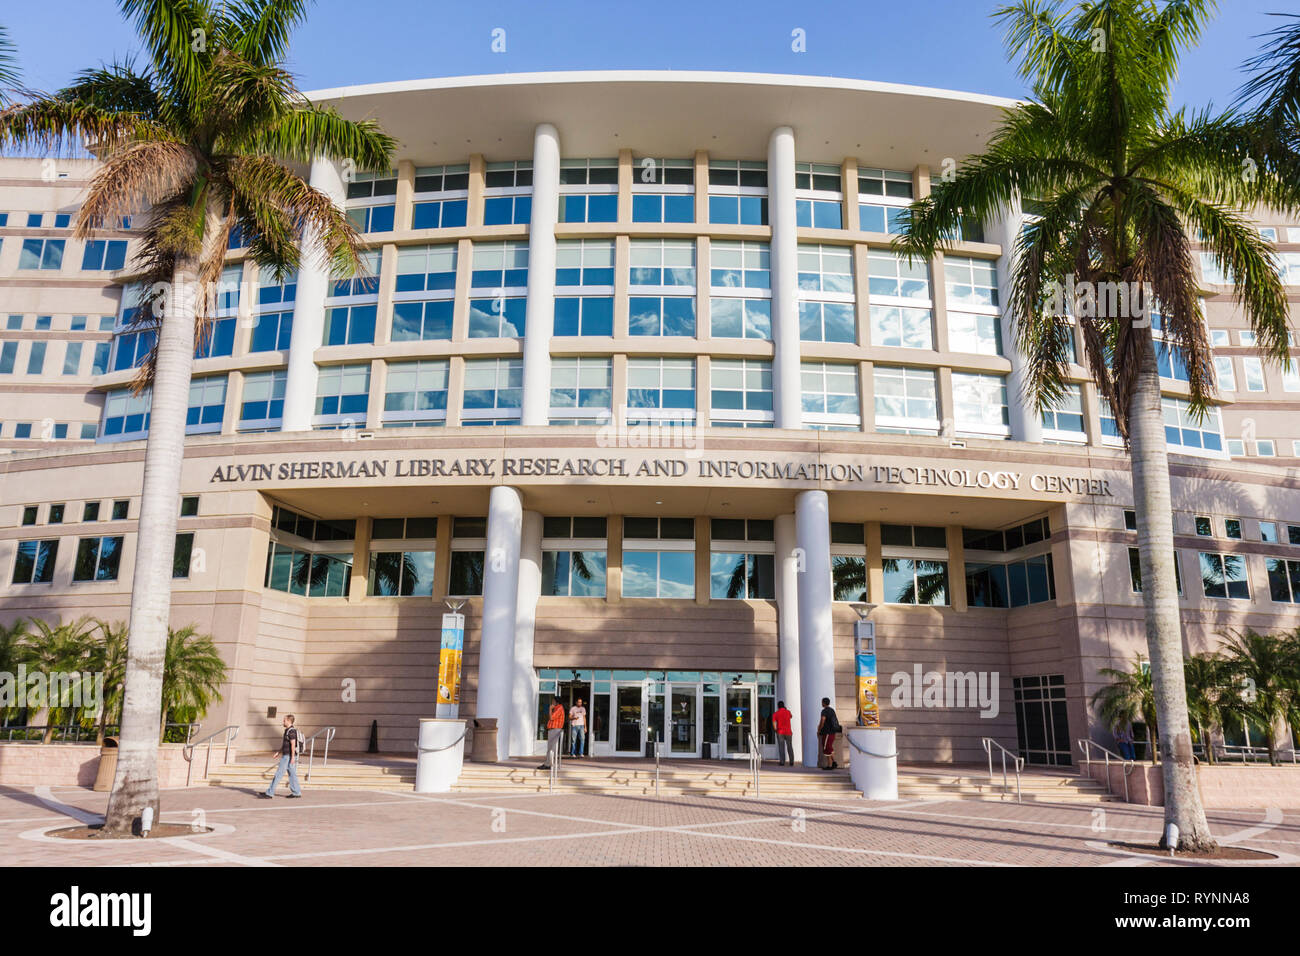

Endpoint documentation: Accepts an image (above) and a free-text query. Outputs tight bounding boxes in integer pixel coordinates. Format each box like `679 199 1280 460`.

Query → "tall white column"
774 512 803 763
795 489 835 767
520 123 560 426
510 510 543 756
479 485 523 760
282 157 346 431
988 200 1042 443
768 126 803 430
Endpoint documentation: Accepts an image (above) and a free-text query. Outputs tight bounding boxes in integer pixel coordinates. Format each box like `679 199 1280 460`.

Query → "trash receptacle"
847 727 898 800
414 718 467 793
470 717 499 762
93 736 119 793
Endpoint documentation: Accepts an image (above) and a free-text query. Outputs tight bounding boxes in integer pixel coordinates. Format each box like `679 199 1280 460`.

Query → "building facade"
2 72 1299 766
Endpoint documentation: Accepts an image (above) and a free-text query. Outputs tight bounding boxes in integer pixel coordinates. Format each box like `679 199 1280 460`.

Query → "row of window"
336 161 927 233
5 314 116 332
0 338 112 377
97 359 1023 437
12 532 194 584
8 237 129 272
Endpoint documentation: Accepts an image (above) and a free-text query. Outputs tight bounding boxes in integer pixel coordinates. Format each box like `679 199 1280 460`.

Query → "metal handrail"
301 726 335 781
1218 743 1299 765
981 737 1024 803
183 725 239 787
1076 738 1136 803
654 739 661 796
747 731 761 797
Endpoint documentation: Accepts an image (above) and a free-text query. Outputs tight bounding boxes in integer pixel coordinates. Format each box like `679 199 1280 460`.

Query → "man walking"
538 696 566 770
569 696 588 758
772 700 795 766
816 696 841 770
260 714 302 799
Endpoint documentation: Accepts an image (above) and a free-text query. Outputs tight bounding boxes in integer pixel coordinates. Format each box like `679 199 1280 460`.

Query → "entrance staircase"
203 754 1116 803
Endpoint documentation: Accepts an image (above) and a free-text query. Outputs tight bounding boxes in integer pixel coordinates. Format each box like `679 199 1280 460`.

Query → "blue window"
240 370 287 429
19 238 65 270
14 423 32 438
101 388 152 439
250 311 293 351
483 195 532 225
630 297 696 337
1163 396 1223 452
796 199 843 229
113 329 156 371
392 301 453 341
468 297 526 338
194 318 236 358
471 241 529 290
554 297 613 336
24 342 45 375
314 364 371 424
710 298 771 339
859 203 908 234
799 301 857 343
81 239 128 271
632 193 694 223
186 376 227 433
708 195 767 225
412 199 468 230
346 204 395 233
91 342 111 375
395 245 456 293
323 304 377 346
560 193 617 223
0 342 17 374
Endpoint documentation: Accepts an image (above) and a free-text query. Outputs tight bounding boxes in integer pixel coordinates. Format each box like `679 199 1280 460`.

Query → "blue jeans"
266 754 301 796
1118 741 1136 760
569 726 587 756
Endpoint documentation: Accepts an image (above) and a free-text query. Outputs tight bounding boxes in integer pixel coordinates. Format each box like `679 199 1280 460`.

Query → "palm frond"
0 24 20 101
117 0 213 105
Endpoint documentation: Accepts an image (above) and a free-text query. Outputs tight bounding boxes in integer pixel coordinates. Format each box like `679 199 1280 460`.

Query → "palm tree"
896 0 1294 853
0 0 394 836
16 617 100 743
0 25 19 104
158 625 227 743
1217 629 1297 765
1183 651 1226 764
1092 654 1158 760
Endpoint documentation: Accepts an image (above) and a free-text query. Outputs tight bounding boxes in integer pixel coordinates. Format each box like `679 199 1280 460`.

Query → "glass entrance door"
668 685 701 756
613 683 644 755
723 684 756 757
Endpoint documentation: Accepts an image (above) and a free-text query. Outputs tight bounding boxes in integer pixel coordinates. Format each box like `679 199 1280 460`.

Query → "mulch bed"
48 824 213 840
1108 841 1276 861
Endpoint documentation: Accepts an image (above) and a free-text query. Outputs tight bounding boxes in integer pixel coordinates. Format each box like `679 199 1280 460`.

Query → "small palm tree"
1217 629 1297 766
86 620 129 746
0 0 393 836
16 617 100 743
0 618 27 725
1183 651 1226 765
896 0 1293 853
159 625 227 744
1091 654 1157 761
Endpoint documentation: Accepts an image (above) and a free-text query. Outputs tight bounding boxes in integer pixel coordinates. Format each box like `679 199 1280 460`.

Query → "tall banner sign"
855 620 879 728
436 612 465 718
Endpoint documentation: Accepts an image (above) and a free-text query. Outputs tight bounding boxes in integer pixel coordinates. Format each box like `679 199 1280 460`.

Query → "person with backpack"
260 714 303 799
816 696 841 770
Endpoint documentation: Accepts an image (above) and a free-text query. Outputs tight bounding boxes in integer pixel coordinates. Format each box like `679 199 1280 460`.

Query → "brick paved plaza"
3 784 1298 867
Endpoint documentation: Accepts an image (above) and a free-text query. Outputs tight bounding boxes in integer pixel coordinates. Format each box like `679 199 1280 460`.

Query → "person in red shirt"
538 697 566 770
772 700 795 766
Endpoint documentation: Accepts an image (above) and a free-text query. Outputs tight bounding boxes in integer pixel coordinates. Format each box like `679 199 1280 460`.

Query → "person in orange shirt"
538 697 566 770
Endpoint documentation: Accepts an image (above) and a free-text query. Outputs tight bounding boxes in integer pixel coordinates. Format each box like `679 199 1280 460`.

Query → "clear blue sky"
5 0 1300 108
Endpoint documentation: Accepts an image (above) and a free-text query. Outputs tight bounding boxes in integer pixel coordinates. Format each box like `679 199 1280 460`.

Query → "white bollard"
847 727 898 800
415 718 467 793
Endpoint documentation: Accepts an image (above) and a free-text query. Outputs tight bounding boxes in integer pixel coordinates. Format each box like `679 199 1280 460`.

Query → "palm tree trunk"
101 260 199 836
1128 328 1216 851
